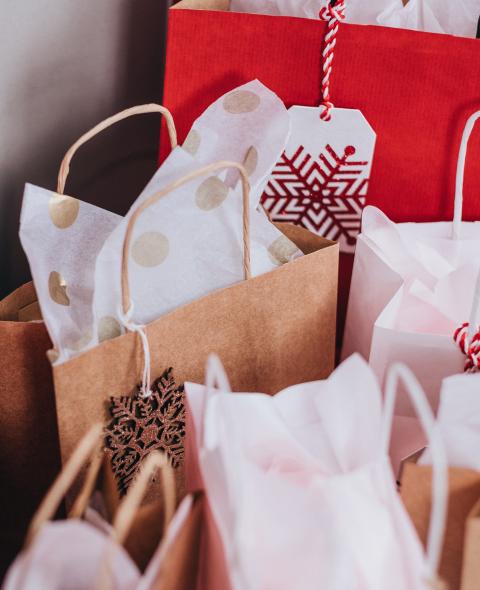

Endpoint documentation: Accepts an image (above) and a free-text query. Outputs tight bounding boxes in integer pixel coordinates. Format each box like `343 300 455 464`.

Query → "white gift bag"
342 110 480 417
184 354 448 590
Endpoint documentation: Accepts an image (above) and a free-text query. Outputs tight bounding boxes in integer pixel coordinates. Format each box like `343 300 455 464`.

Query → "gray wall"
0 0 169 297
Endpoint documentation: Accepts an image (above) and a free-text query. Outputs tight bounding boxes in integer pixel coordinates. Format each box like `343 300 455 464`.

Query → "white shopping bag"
184 354 448 590
342 110 480 417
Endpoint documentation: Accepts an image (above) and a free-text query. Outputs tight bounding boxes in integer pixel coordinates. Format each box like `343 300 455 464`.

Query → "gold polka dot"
223 90 261 114
195 177 229 210
268 236 299 266
132 232 169 267
68 328 93 351
46 348 59 363
182 129 201 155
48 271 70 306
48 193 80 229
244 146 258 176
98 316 122 343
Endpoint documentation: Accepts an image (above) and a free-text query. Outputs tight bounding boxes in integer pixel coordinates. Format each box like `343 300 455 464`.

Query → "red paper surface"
161 10 480 222
160 10 480 346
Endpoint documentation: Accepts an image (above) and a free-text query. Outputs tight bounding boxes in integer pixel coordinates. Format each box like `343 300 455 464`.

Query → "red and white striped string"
454 323 480 373
319 0 346 122
454 268 480 373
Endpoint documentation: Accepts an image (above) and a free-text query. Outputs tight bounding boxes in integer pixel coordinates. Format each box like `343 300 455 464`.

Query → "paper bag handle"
96 451 175 590
120 160 251 315
57 104 178 195
453 110 480 239
24 423 104 549
381 364 447 585
196 354 232 447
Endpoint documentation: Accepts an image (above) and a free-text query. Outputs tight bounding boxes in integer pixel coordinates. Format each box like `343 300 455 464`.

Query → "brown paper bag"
6 426 200 589
104 451 202 590
461 498 480 590
0 105 179 579
53 160 339 502
0 281 61 577
401 463 480 590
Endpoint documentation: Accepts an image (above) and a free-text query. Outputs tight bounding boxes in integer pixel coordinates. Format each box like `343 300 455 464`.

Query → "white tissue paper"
421 372 480 470
231 0 480 38
231 0 404 25
20 80 301 363
185 354 445 590
20 188 122 362
92 79 300 333
379 0 480 38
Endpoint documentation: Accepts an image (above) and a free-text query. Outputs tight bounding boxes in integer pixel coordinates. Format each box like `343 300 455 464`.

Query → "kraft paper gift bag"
401 371 480 590
3 105 178 573
2 425 138 590
462 498 480 590
97 453 202 590
39 81 338 500
4 427 201 590
92 452 202 586
53 156 338 504
2 105 177 577
342 110 480 416
184 354 448 590
0 282 60 578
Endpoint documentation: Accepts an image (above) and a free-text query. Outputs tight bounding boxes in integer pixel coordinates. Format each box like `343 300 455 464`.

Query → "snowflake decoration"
261 144 370 252
105 367 185 496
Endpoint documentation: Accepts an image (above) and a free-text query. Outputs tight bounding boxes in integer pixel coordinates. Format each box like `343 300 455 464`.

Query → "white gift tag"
261 106 376 253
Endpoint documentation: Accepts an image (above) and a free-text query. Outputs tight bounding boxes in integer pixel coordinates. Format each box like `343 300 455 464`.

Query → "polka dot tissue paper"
20 80 302 363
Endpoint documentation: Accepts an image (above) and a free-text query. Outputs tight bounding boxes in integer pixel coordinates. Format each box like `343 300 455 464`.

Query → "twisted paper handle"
319 0 346 121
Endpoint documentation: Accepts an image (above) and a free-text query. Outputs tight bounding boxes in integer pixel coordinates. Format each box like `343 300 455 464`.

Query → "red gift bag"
159 1 480 338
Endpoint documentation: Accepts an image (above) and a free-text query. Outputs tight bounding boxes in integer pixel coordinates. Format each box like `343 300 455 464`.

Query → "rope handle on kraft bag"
381 364 448 589
96 451 176 590
117 160 251 398
24 423 104 549
57 104 178 195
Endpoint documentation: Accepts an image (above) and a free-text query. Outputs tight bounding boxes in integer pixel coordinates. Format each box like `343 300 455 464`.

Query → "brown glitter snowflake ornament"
105 367 185 495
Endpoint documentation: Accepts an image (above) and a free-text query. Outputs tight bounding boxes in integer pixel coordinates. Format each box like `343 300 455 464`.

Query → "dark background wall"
0 0 170 298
